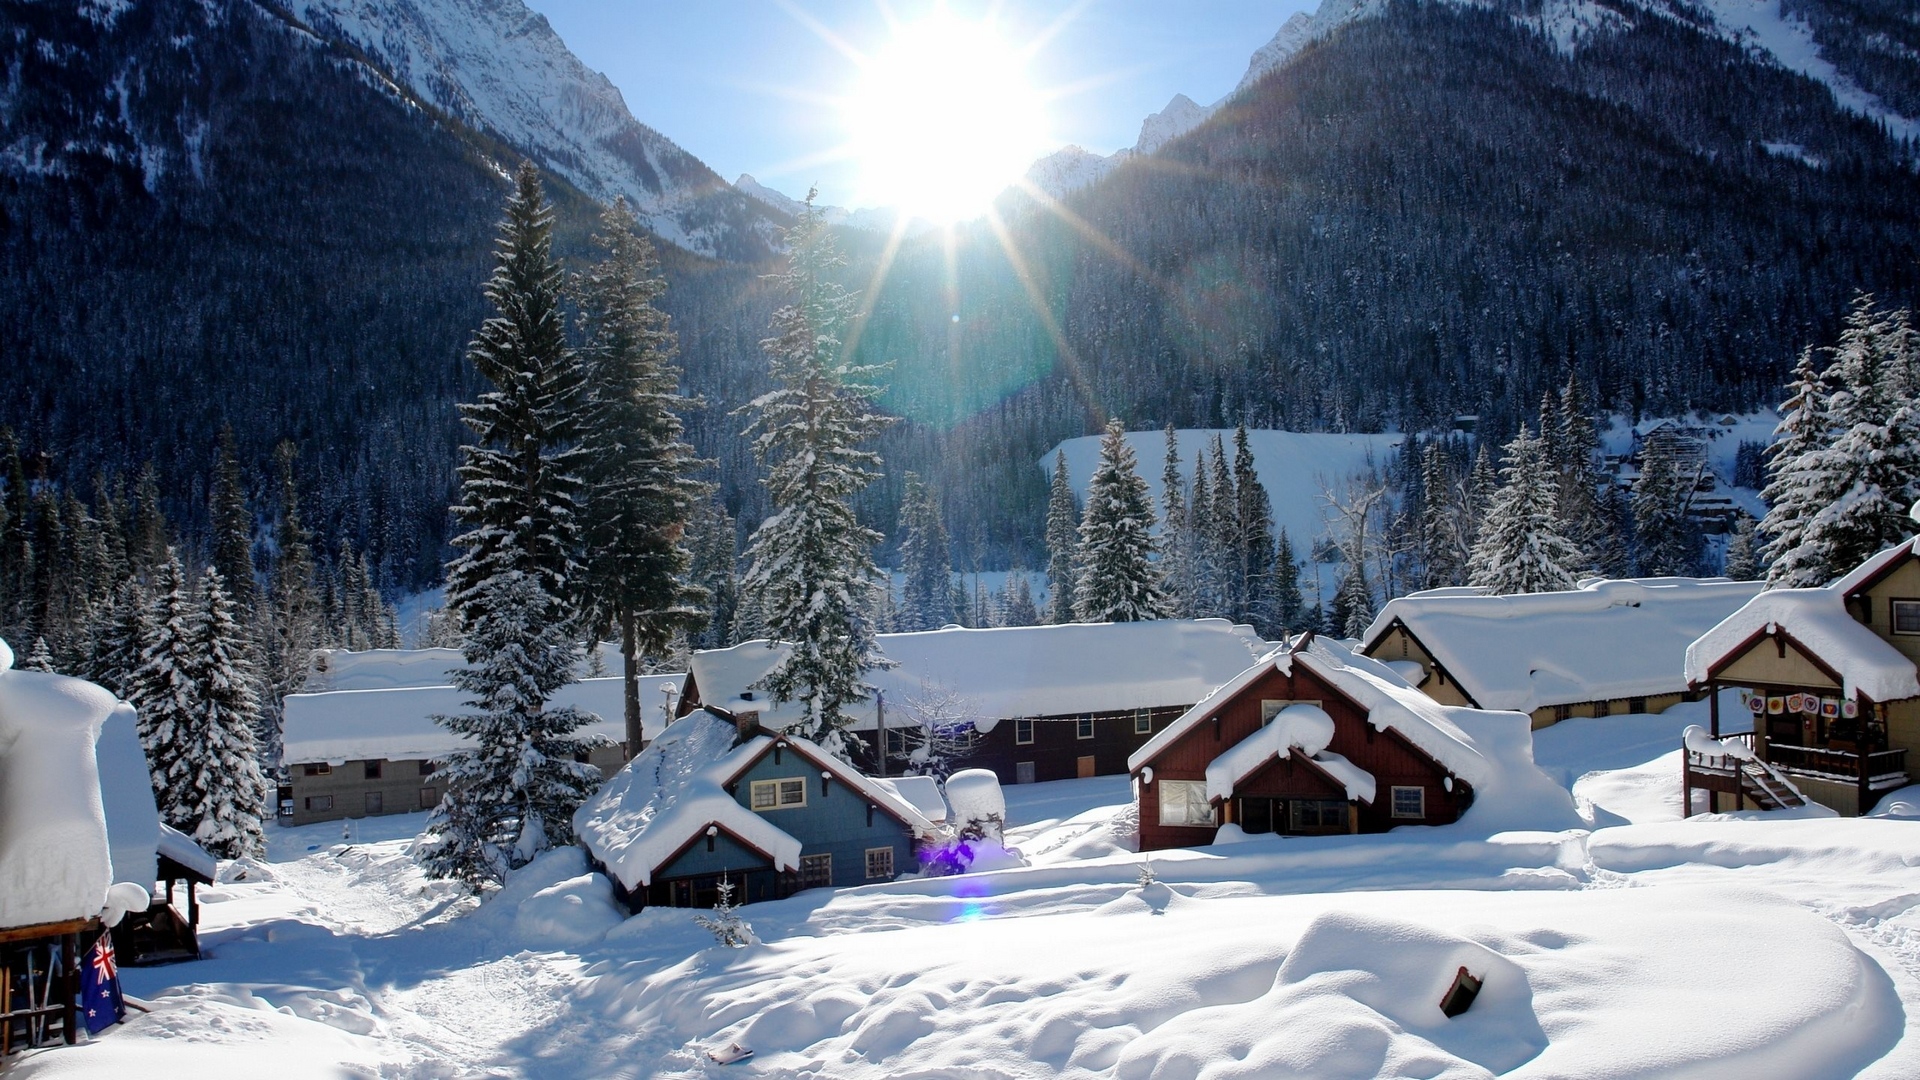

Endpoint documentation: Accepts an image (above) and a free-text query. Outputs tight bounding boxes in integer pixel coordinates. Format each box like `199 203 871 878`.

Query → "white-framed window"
1076 716 1095 740
1893 599 1920 636
1261 699 1321 725
750 777 807 811
865 847 895 880
1391 785 1425 818
1015 718 1035 745
1134 709 1152 734
1158 780 1216 827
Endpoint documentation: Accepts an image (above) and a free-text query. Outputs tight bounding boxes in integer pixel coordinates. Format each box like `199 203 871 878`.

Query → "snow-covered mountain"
1028 0 1919 199
735 174 937 237
282 0 780 258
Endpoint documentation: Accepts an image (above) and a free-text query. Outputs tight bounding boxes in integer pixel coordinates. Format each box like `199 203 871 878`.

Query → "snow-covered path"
14 713 1920 1078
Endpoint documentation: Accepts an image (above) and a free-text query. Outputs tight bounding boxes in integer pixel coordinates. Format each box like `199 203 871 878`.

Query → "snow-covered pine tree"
575 198 710 749
420 571 607 887
1764 297 1920 585
1417 442 1463 588
1552 378 1603 570
1724 512 1760 580
897 472 954 632
1758 345 1833 586
686 501 740 650
1467 426 1586 595
185 567 269 859
1464 442 1498 554
736 191 896 757
262 440 321 764
130 550 206 835
1232 425 1277 634
1204 436 1239 618
1044 452 1080 624
1002 571 1039 627
1158 425 1194 618
128 463 169 578
209 428 258 613
85 578 149 699
1632 427 1705 576
1075 419 1170 623
1332 566 1373 639
21 636 54 672
1273 529 1305 634
425 163 602 885
1187 450 1219 618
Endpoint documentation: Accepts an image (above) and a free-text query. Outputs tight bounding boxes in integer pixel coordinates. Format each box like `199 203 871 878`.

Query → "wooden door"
1076 755 1096 779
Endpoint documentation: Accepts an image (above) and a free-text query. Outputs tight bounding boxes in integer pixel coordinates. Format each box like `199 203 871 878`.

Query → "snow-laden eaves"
157 823 217 883
1685 584 1920 703
1204 703 1338 802
1361 578 1766 713
0 652 116 927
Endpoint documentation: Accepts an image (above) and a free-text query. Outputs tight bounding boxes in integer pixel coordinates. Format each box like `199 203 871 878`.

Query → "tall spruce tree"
187 567 269 858
686 501 740 650
425 162 600 885
575 198 709 748
1232 425 1277 633
1158 425 1194 618
1044 452 1080 624
210 428 258 612
1418 442 1464 588
736 192 895 757
1633 427 1705 576
130 550 205 835
1204 436 1238 618
1273 529 1305 635
1762 297 1920 586
897 473 954 632
262 441 321 764
1724 513 1760 580
1074 420 1170 623
1468 426 1587 595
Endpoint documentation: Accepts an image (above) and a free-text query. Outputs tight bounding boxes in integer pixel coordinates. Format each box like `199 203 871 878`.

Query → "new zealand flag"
80 935 124 1034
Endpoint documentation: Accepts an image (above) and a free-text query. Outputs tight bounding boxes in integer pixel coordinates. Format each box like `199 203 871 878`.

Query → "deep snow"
15 700 1920 1078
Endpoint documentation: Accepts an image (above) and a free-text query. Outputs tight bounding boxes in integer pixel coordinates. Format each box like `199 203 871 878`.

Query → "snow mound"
0 660 117 927
1116 910 1543 1078
944 769 1006 831
483 847 625 949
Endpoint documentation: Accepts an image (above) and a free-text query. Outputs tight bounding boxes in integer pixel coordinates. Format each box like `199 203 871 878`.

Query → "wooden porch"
1 918 94 1057
1699 680 1911 815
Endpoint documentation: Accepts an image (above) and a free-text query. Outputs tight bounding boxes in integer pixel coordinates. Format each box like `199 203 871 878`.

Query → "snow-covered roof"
1831 537 1920 596
96 699 161 888
157 823 217 883
1685 585 1920 702
1362 578 1767 713
304 642 627 692
872 775 948 824
1130 637 1580 832
1204 703 1358 802
0 642 116 928
573 712 941 892
281 673 684 764
688 619 1274 732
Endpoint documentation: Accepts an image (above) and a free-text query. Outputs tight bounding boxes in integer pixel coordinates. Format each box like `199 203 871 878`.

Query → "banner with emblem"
81 933 125 1034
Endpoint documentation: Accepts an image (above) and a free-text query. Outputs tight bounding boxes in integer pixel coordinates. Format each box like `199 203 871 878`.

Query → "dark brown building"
1130 636 1480 853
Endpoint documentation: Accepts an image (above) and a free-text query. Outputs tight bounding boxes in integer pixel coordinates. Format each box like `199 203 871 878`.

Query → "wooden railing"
1766 743 1908 783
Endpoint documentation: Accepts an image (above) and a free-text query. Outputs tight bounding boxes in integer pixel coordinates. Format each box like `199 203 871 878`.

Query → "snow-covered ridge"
280 0 779 257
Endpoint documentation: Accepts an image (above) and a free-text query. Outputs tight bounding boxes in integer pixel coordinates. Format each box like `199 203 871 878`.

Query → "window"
1629 697 1647 714
1260 700 1286 725
365 791 383 815
419 760 437 776
419 786 438 809
303 763 330 777
1594 700 1610 718
1015 718 1035 745
575 750 592 764
799 853 832 889
304 795 333 812
364 760 382 780
865 847 895 880
1134 709 1152 735
1015 761 1035 785
885 728 909 756
1158 780 1216 827
1894 600 1920 636
1289 798 1347 831
1076 717 1095 740
1391 785 1426 819
749 777 807 810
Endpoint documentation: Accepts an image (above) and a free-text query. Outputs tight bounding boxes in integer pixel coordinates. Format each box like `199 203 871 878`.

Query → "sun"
845 11 1050 223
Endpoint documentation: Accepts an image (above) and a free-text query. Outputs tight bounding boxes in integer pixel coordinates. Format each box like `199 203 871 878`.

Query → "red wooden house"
1129 635 1497 852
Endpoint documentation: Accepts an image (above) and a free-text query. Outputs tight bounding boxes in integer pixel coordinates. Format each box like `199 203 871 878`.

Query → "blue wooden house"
574 709 947 911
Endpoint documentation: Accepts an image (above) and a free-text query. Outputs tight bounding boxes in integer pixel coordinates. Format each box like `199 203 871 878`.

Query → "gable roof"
1832 537 1920 597
1685 581 1920 703
573 711 940 893
688 619 1275 732
1361 578 1766 713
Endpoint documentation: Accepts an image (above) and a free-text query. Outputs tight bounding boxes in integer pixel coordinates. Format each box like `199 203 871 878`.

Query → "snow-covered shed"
1129 635 1574 852
280 670 682 826
575 710 942 911
681 619 1275 785
1361 578 1766 727
1685 537 1920 814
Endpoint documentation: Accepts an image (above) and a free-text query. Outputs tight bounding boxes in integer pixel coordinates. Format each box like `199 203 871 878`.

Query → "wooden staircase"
1682 729 1808 815
1736 758 1806 811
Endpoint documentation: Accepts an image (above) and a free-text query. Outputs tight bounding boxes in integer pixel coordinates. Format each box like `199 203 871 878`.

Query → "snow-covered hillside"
282 0 780 257
734 174 935 237
1028 0 1918 199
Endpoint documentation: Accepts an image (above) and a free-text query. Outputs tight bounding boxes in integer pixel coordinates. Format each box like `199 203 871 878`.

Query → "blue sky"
525 1 1313 208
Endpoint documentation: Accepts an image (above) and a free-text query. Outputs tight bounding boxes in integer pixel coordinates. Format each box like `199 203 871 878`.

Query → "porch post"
1709 681 1719 738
